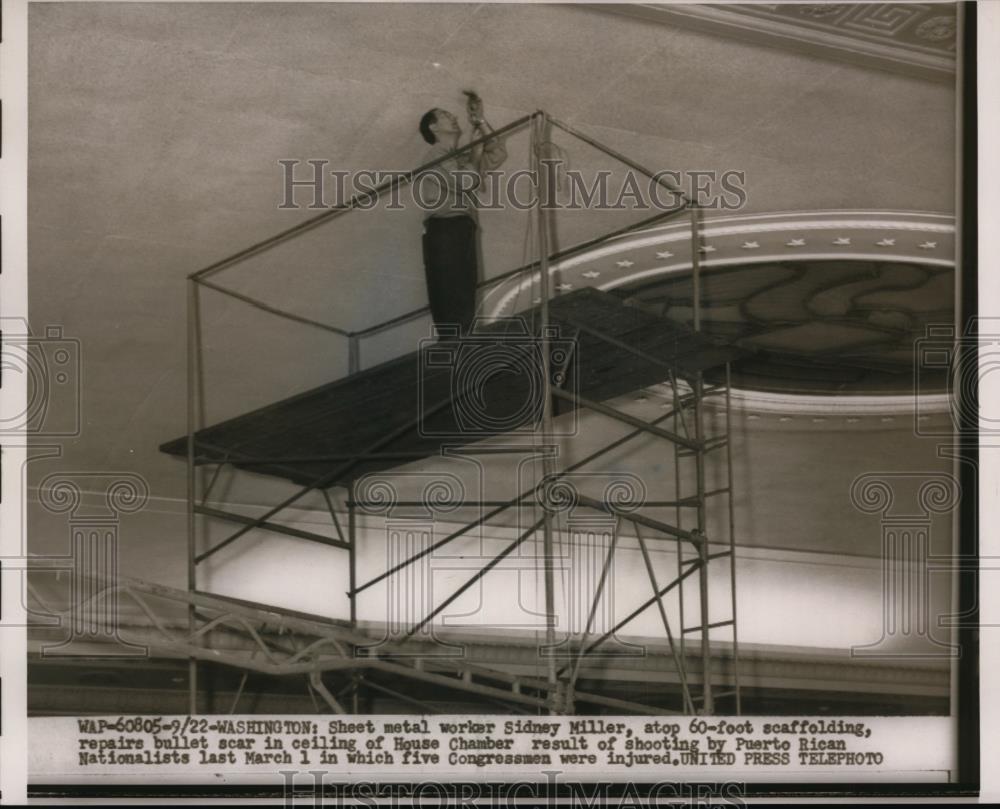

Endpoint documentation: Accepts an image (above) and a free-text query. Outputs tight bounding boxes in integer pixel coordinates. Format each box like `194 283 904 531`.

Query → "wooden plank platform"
160 288 747 487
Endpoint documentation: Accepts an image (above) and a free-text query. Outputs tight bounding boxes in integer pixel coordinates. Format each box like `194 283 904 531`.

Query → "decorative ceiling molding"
26 630 949 699
648 381 951 419
483 210 955 316
481 210 956 412
595 2 957 83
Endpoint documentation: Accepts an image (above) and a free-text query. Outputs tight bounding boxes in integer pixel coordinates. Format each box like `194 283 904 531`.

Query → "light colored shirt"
419 133 507 221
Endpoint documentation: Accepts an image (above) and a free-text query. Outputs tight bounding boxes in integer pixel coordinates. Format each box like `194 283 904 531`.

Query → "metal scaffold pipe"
694 372 713 715
689 202 702 333
535 111 559 703
726 362 742 715
185 278 202 715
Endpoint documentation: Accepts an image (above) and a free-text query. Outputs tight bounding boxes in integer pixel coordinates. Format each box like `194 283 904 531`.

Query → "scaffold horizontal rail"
692 689 738 703
574 494 700 543
682 619 736 634
551 389 701 450
194 505 351 551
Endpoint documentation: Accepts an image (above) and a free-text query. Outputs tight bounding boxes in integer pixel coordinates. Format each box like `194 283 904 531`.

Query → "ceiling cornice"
593 2 957 83
482 209 956 409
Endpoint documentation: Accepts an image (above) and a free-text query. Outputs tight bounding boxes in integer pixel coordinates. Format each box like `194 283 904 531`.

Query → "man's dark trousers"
422 214 478 336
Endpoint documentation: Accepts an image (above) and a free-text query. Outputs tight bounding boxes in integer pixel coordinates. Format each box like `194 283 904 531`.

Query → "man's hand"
465 94 485 128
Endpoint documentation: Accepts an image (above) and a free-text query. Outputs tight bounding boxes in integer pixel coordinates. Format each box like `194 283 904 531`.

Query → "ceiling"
616 258 953 394
27 2 958 507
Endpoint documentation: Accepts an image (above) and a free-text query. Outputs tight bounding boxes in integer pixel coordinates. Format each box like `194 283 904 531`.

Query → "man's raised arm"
477 121 508 172
463 93 507 173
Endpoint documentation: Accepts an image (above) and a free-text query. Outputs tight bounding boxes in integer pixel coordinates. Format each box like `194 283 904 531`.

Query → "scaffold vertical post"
348 482 359 712
535 111 559 706
726 362 741 714
689 202 701 333
687 198 713 713
348 482 358 627
694 380 713 715
186 278 202 715
672 376 688 713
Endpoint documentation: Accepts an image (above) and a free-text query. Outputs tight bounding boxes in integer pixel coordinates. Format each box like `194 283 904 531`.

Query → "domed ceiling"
483 211 955 396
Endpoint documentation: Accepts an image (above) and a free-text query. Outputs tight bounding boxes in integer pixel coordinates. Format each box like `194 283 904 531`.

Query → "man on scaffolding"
417 93 507 337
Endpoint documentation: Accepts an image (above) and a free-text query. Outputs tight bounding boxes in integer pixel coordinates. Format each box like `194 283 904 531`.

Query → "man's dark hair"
419 109 438 144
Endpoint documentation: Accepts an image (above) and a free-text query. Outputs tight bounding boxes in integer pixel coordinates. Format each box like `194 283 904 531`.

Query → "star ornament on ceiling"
582 270 601 279
615 260 635 268
918 241 938 250
785 239 806 247
698 245 717 253
832 237 851 246
876 238 896 247
741 241 760 249
556 283 573 291
655 250 674 259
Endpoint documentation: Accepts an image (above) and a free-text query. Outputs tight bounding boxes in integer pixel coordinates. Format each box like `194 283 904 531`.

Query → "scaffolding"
169 110 742 716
